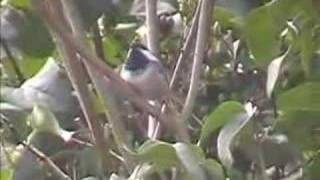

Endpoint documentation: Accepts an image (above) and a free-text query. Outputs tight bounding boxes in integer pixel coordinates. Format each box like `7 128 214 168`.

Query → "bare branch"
59 0 136 170
180 0 215 123
35 0 112 172
23 142 72 180
145 0 160 55
169 2 202 89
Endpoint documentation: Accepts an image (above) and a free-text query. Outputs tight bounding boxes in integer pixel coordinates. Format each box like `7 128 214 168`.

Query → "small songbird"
120 44 169 101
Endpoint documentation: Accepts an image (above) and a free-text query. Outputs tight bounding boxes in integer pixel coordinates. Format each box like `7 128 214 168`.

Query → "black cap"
124 44 151 71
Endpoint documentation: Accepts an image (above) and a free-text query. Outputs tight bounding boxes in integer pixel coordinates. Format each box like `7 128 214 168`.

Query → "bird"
119 44 171 139
120 44 169 101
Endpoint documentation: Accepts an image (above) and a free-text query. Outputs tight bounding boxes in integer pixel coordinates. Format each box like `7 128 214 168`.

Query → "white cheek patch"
120 66 132 81
120 64 154 85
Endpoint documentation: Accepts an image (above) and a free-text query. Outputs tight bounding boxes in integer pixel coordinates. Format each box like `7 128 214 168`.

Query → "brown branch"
59 0 135 170
180 0 215 123
145 0 160 55
169 2 202 89
23 142 72 180
34 0 111 173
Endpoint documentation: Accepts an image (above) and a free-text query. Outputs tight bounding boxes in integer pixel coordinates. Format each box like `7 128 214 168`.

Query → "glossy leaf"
199 101 244 147
266 48 290 98
27 105 74 142
135 140 178 169
244 0 315 66
278 82 320 112
173 143 207 180
213 6 243 31
1 58 79 129
19 12 54 58
244 4 280 66
277 83 320 150
202 159 225 180
298 24 316 77
217 102 256 168
19 56 47 78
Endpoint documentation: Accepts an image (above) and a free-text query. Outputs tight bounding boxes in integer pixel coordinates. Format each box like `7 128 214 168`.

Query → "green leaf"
217 102 255 168
278 82 320 112
306 151 320 179
277 83 320 150
27 105 74 142
244 5 281 66
173 143 207 180
135 140 179 169
103 36 125 66
19 56 47 78
298 23 316 78
7 0 32 9
243 0 317 66
266 48 290 98
198 101 244 147
214 7 243 31
202 159 225 180
0 169 13 180
19 12 54 58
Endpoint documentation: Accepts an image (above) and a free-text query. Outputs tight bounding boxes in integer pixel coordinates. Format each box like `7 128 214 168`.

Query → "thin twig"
180 0 215 123
145 0 160 55
169 1 202 89
254 120 269 180
92 22 107 62
23 142 72 180
256 141 269 180
155 2 204 143
1 37 25 84
271 92 278 118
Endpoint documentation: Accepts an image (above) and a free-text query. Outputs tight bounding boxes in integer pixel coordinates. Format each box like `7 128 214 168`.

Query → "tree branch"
169 1 201 89
59 0 136 171
23 143 72 180
35 0 112 173
145 0 160 55
180 0 215 123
